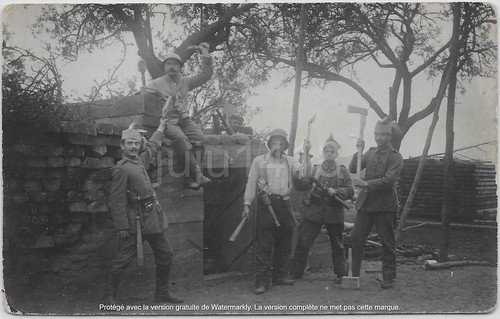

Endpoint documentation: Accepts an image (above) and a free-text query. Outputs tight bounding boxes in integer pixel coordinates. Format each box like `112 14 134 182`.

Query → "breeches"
109 229 174 275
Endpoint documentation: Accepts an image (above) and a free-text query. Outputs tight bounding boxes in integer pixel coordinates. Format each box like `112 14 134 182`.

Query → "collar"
264 152 286 164
319 160 340 177
122 155 140 164
376 144 394 154
164 74 180 83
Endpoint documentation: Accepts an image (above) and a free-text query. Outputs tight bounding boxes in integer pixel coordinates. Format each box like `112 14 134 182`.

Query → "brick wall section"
3 121 126 287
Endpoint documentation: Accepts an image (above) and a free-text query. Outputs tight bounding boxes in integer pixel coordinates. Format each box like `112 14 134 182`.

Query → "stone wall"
3 121 123 289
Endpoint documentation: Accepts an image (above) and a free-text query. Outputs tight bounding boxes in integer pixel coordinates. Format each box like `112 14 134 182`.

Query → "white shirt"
243 153 297 206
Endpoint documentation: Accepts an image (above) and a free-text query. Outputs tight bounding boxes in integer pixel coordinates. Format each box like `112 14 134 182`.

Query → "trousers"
109 229 174 276
254 196 295 287
164 117 204 155
292 219 346 278
350 210 396 281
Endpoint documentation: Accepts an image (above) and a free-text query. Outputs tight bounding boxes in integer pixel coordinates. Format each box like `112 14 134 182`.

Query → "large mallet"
347 105 368 178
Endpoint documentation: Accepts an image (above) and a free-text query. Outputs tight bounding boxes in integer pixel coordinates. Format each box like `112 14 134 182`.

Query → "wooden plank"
168 221 203 234
168 231 203 251
160 196 204 223
203 167 254 274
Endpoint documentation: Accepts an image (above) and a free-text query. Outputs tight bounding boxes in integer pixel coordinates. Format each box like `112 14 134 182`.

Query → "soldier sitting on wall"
141 43 213 190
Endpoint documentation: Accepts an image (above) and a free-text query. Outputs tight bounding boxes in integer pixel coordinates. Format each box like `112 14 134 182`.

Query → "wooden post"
288 4 306 156
440 4 461 262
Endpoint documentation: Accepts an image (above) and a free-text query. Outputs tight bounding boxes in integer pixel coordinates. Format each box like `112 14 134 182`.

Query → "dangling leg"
180 117 211 189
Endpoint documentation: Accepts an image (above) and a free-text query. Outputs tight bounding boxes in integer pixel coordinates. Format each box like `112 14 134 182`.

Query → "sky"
1 2 498 162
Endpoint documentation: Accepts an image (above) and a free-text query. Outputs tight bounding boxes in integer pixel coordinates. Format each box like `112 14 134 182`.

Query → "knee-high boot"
103 272 121 304
154 266 184 303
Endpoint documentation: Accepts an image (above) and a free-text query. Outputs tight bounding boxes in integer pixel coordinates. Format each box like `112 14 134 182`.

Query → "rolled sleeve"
187 56 213 90
243 157 260 206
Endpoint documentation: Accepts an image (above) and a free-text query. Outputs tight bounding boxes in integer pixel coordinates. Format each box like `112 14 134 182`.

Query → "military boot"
103 273 121 304
185 152 211 190
154 266 184 303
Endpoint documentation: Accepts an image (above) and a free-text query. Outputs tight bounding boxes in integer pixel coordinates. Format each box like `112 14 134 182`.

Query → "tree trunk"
128 4 256 79
395 67 454 244
288 4 306 156
440 3 461 262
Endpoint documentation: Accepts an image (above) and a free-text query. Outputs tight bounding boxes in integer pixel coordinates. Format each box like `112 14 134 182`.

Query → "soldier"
242 129 308 294
104 118 183 304
141 43 213 190
291 134 354 283
228 114 244 132
348 116 404 289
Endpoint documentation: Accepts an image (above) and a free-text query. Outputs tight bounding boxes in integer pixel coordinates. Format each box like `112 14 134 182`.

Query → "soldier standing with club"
242 129 308 295
348 116 404 289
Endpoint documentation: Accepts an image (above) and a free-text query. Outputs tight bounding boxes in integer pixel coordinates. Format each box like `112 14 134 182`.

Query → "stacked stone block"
3 122 123 287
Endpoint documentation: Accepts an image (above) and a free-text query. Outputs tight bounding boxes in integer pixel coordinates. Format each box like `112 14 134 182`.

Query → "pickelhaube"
323 134 341 152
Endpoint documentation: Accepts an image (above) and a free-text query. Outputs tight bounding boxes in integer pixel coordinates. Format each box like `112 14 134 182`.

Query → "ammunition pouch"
128 192 162 235
138 194 155 213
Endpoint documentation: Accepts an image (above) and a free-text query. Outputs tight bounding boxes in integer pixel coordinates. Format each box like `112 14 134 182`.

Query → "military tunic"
108 130 168 234
107 130 173 276
147 56 213 122
296 164 354 224
349 146 403 212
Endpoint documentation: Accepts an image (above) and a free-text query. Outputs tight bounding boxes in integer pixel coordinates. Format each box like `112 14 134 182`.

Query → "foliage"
2 31 70 144
31 3 263 121
255 3 497 149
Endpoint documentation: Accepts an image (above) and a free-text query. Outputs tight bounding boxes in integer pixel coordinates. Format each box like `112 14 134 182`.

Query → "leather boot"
155 266 184 303
186 152 211 190
103 273 121 304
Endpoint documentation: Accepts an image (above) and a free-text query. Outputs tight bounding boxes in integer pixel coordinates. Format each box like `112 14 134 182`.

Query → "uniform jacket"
294 163 354 224
349 145 404 213
108 130 168 234
147 56 213 122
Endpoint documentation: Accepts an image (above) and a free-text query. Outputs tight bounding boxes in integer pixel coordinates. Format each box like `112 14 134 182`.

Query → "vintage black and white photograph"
1 1 497 315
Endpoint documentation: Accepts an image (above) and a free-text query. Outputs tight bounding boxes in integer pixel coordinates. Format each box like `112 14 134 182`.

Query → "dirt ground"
4 257 497 316
4 207 498 316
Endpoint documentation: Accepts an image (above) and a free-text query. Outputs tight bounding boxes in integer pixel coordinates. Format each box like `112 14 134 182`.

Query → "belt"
268 194 288 201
